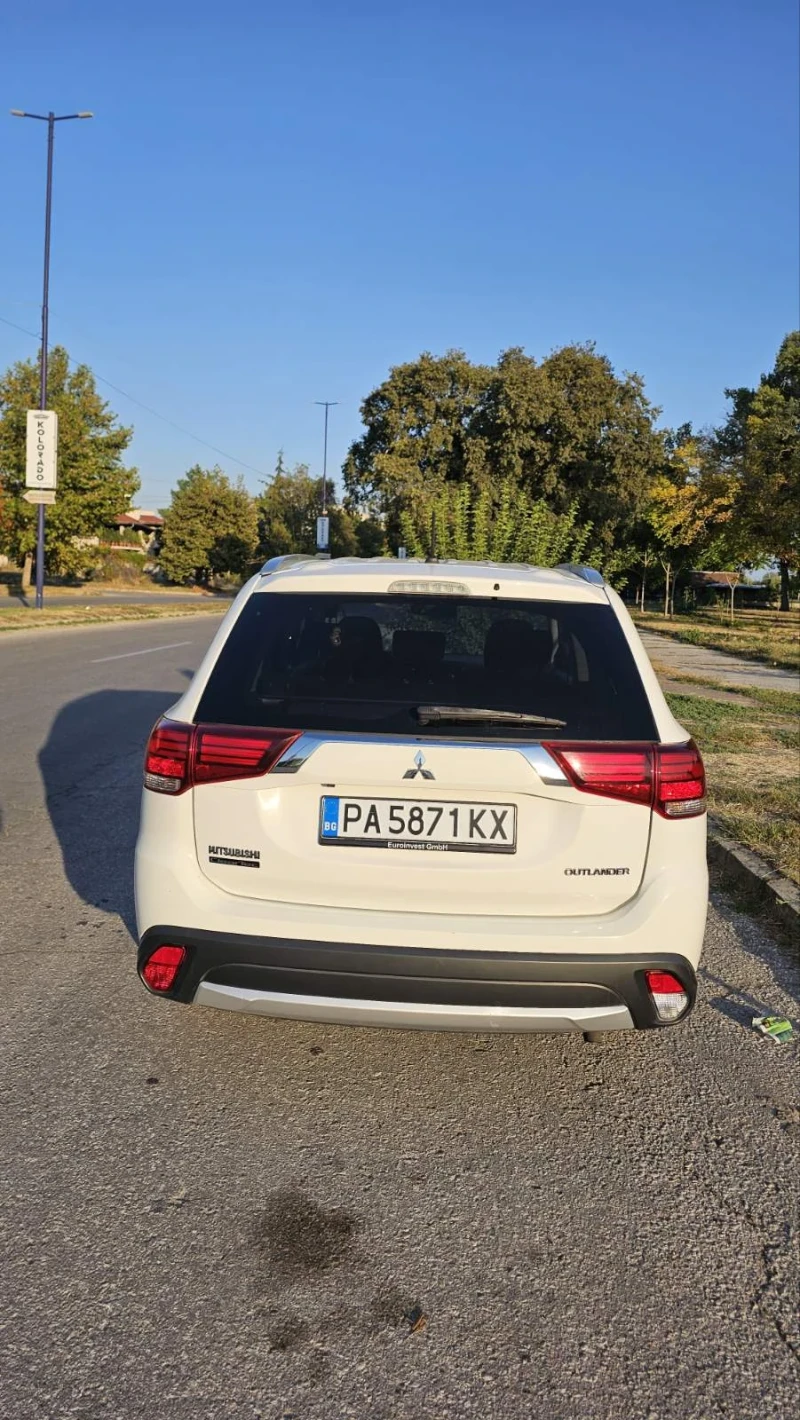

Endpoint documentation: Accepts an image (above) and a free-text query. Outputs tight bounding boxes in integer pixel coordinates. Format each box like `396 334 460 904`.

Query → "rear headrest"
484 619 552 673
392 629 446 668
338 616 384 657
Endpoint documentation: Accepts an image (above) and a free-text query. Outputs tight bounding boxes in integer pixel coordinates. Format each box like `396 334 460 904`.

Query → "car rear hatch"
182 585 662 918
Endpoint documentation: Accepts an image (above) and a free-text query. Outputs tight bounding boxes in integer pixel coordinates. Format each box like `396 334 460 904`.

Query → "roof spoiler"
259 554 315 576
555 563 605 586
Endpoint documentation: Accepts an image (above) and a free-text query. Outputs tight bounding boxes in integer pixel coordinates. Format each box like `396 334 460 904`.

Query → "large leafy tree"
0 346 138 576
643 432 741 614
343 351 494 526
159 465 258 584
343 344 664 553
480 345 664 547
257 456 360 560
718 332 800 610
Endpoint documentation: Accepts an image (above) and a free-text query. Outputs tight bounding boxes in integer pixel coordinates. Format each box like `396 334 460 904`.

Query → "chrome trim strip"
194 982 633 1033
271 733 568 785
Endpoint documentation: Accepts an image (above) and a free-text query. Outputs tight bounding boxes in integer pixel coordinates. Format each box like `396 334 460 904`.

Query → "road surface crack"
752 1220 800 1365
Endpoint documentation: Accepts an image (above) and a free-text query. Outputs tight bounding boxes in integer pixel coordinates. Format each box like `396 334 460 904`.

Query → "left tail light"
141 944 186 993
144 720 300 794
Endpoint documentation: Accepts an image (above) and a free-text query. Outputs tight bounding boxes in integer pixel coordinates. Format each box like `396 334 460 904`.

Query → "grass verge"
633 609 800 673
0 603 226 633
666 691 800 885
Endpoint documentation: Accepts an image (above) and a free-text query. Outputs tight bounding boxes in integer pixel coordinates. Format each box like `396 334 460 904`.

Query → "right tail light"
645 969 690 1021
546 741 706 818
653 741 706 818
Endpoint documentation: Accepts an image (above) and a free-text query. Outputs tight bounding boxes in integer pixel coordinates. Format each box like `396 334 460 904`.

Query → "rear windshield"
195 592 657 741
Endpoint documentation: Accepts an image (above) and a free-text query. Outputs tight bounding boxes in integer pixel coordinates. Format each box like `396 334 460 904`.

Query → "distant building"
111 509 164 553
689 570 771 609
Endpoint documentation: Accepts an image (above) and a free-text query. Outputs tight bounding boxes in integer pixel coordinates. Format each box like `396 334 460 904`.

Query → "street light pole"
10 108 93 608
314 401 338 516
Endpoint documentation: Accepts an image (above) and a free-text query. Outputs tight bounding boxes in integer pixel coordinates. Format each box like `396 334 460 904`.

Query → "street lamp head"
77 111 94 119
9 110 26 117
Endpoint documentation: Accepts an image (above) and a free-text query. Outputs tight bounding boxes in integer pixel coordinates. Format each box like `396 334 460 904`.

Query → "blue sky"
1 0 797 509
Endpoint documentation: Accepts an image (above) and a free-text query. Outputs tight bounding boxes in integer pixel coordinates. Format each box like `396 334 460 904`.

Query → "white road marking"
91 640 192 664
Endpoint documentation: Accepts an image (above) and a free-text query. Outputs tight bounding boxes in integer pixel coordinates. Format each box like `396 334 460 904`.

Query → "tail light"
141 944 186 992
144 720 300 794
144 720 192 793
546 745 652 806
545 741 705 818
654 742 706 818
645 969 689 1021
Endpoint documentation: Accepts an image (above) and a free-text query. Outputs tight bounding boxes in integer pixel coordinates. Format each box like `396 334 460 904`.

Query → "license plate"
319 796 517 854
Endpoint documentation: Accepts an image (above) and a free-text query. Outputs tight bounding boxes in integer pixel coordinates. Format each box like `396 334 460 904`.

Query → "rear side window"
195 593 657 741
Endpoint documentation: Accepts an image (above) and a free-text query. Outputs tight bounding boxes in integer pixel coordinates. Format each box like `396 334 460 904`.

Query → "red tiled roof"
114 512 164 528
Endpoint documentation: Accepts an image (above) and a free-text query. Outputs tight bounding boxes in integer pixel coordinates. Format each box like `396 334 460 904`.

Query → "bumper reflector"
645 969 689 1022
142 944 186 993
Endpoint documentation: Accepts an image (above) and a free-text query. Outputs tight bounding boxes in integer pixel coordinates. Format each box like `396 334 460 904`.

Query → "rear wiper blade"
414 705 567 728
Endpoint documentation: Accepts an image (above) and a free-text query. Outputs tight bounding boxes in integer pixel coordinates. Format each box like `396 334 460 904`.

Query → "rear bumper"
137 927 696 1032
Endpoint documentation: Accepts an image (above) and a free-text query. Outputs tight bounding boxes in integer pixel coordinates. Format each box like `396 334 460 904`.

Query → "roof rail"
554 563 605 586
259 554 314 576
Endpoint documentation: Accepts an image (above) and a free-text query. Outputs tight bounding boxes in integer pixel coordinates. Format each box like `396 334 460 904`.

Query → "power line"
0 310 271 480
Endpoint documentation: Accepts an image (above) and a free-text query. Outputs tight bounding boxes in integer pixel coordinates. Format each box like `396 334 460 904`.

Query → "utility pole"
314 401 338 515
10 108 93 608
314 401 338 554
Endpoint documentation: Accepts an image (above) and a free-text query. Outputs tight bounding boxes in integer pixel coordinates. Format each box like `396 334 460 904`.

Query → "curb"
708 818 800 935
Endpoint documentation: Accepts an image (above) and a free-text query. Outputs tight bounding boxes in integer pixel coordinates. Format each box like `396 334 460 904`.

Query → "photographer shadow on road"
39 689 177 940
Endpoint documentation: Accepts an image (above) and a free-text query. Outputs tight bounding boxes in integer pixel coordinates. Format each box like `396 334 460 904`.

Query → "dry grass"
666 691 800 884
0 603 226 633
633 608 800 673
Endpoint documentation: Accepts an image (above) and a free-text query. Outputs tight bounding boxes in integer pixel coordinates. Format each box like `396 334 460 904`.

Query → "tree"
354 517 387 557
645 434 738 615
0 346 138 577
343 344 665 553
159 465 258 584
480 345 664 550
396 483 596 569
343 351 494 528
719 332 800 611
257 457 358 560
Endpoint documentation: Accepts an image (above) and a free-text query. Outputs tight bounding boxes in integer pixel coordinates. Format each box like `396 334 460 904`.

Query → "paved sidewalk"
639 629 800 694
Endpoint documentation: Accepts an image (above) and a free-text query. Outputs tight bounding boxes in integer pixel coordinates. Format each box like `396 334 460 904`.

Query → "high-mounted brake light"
645 969 689 1021
544 741 706 818
141 944 186 993
143 720 300 794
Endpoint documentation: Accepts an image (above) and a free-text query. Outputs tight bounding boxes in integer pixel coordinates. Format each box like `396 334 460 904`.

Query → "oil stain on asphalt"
254 1190 358 1278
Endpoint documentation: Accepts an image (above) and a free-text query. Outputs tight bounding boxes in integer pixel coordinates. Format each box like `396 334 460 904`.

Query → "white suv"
135 557 708 1036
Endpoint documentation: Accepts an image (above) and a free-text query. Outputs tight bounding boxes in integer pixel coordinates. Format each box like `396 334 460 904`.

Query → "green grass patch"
666 689 799 884
665 693 796 752
712 780 800 886
0 604 226 633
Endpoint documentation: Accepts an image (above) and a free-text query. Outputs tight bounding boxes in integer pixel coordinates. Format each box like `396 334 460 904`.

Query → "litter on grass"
752 1015 794 1044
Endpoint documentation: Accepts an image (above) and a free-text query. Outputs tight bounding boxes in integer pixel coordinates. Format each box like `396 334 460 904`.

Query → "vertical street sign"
316 515 330 551
25 410 58 490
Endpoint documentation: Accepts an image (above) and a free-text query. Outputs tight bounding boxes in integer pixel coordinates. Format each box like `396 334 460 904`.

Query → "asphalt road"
1 616 798 1420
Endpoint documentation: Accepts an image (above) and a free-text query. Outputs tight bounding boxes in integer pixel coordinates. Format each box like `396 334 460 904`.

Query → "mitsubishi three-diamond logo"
403 750 435 781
